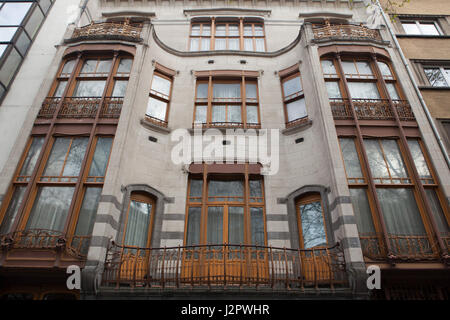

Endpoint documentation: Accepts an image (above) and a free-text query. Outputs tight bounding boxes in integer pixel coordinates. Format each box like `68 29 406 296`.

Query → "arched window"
296 193 328 249
122 192 155 248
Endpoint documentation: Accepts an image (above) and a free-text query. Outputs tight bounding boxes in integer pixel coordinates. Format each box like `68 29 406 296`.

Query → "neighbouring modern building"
0 0 449 300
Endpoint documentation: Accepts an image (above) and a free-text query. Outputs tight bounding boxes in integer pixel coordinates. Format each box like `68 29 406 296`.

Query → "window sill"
282 118 312 135
396 34 450 39
418 86 450 90
140 117 171 134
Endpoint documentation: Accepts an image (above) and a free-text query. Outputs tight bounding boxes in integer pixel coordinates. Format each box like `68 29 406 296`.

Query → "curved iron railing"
102 242 348 290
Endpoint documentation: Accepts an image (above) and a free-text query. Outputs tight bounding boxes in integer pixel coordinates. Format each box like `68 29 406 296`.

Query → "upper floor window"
0 0 54 102
401 20 442 35
146 70 173 127
189 18 266 52
423 66 450 87
185 174 265 247
280 70 307 127
194 76 260 129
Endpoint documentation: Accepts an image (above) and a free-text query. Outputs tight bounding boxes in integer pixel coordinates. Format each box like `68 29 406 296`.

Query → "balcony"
192 122 262 130
312 23 383 43
37 97 123 120
359 233 445 261
69 21 143 43
330 98 415 121
101 243 348 292
0 229 90 268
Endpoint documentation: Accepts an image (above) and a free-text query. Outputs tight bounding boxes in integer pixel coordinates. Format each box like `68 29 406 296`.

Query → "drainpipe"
375 0 450 169
74 0 91 26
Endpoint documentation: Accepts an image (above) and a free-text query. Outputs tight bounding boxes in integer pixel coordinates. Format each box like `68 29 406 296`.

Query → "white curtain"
228 207 244 244
123 200 152 248
213 83 241 99
186 207 201 246
250 207 264 245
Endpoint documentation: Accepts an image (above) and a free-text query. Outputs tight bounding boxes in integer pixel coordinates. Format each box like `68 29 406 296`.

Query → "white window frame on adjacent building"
401 20 443 36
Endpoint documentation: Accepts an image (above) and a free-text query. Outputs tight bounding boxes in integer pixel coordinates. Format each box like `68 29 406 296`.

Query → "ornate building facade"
0 0 448 300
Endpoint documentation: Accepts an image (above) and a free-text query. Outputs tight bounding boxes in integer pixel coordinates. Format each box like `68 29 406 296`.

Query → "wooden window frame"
121 192 156 248
184 173 266 247
189 18 266 52
193 76 261 129
295 193 329 249
146 70 173 127
280 70 307 127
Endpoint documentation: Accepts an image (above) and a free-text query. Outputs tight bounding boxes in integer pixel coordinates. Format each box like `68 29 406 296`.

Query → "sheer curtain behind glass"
124 200 153 248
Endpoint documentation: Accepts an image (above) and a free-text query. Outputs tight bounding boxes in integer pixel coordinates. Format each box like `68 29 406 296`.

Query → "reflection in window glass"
228 207 244 244
186 207 201 245
74 187 102 239
19 137 45 177
73 80 106 97
424 68 448 87
299 200 327 249
339 138 363 179
250 207 264 245
283 76 302 97
195 105 207 123
112 80 128 97
124 200 153 247
88 137 113 177
350 188 376 234
325 81 341 99
24 6 44 39
0 27 18 41
377 62 392 77
117 58 132 73
386 83 400 100
321 60 337 75
26 186 75 231
151 75 171 96
0 186 26 234
407 139 432 179
425 189 449 234
348 82 380 99
286 98 307 121
0 3 32 25
146 97 167 120
207 207 223 244
208 180 244 200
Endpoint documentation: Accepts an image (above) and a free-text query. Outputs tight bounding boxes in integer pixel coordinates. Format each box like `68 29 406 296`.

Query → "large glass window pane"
376 188 426 235
112 80 128 97
0 27 18 41
201 38 210 51
356 61 373 75
0 186 26 234
19 137 45 177
348 82 380 99
283 76 302 97
321 60 337 75
61 60 76 75
43 137 89 178
186 207 201 246
215 38 226 50
342 61 357 75
244 38 253 51
339 138 363 179
196 83 208 99
255 25 264 36
0 44 7 58
189 179 203 198
246 105 258 124
73 80 106 97
255 38 265 52
215 25 226 36
190 38 199 51
299 200 327 248
194 105 207 123
364 139 390 179
16 29 31 56
245 83 257 100
377 62 392 77
191 24 200 36
227 105 241 123
0 3 32 25
407 139 432 180
208 180 244 201
249 180 263 198
207 207 223 244
286 98 307 122
74 187 102 237
117 58 132 73
229 38 240 50
386 83 400 100
420 23 439 35
39 0 52 14
96 59 112 74
380 140 408 179
24 6 44 39
213 83 241 99
212 105 226 122
244 25 252 36
325 81 341 99
88 137 113 177
425 189 449 234
250 207 264 245
124 200 152 247
201 25 211 36
424 68 448 87
53 80 66 97
0 46 22 86
26 186 75 231
146 97 167 120
349 188 376 234
228 25 239 36
80 60 97 73
151 75 171 96
402 22 420 34
228 207 244 244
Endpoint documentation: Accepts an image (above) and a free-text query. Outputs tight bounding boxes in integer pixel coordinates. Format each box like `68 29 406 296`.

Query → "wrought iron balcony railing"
330 98 415 121
71 22 143 41
102 243 348 291
37 96 123 120
313 23 382 42
0 229 91 259
192 122 261 129
359 233 443 261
